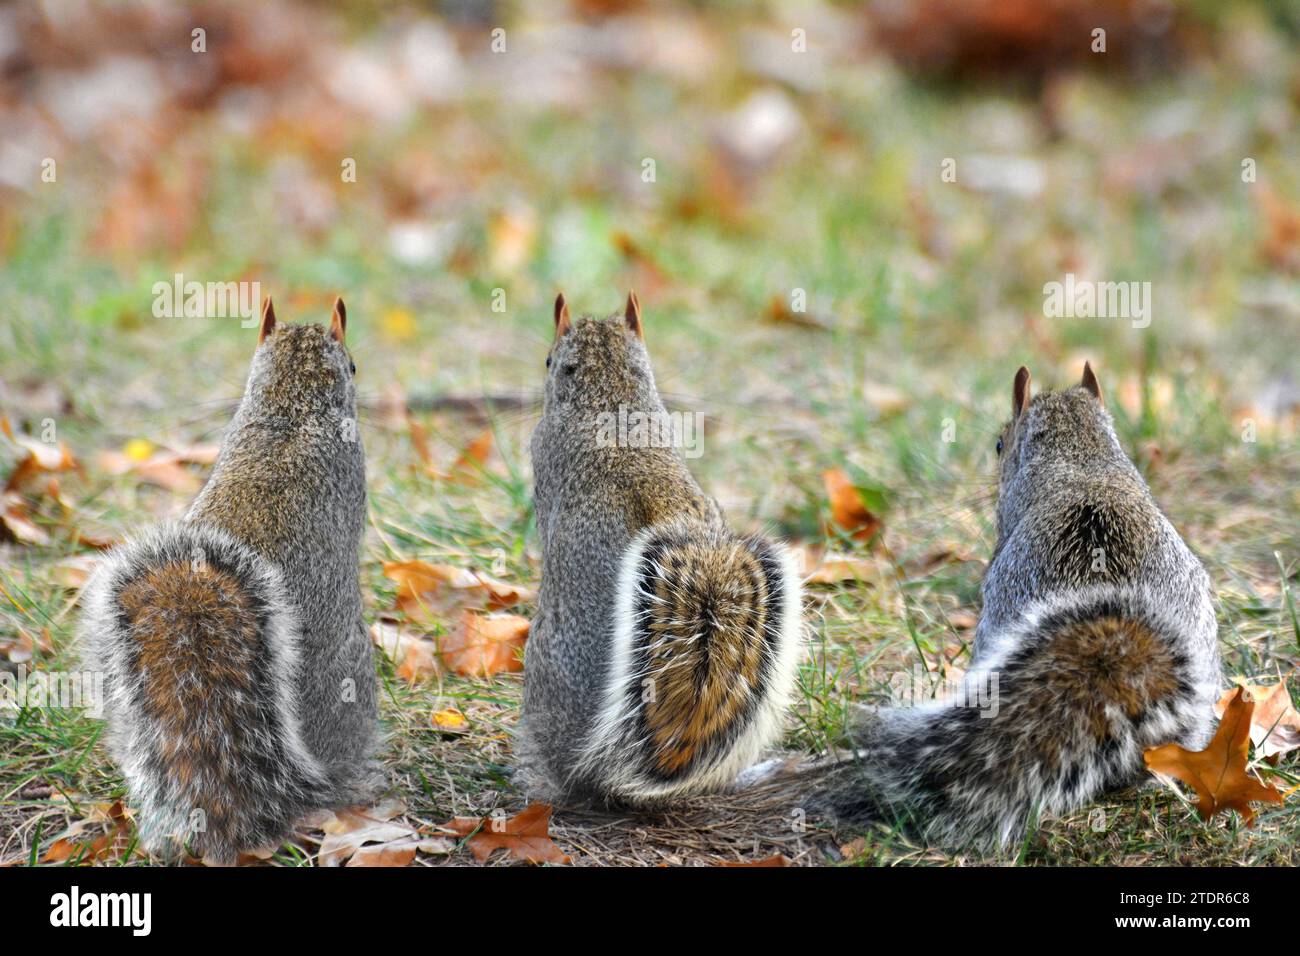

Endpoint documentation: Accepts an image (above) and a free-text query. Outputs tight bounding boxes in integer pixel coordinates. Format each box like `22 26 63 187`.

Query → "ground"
0 1 1297 866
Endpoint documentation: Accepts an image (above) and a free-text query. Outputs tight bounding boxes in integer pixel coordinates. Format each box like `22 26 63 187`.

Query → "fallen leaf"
861 381 909 415
317 798 417 867
1 415 79 493
488 204 537 274
0 491 48 544
370 621 439 684
443 429 493 484
765 294 831 331
1144 687 1285 827
1215 678 1300 762
432 707 469 733
51 555 101 591
97 447 204 494
444 803 570 865
439 611 529 678
384 559 536 618
408 413 433 467
43 800 142 865
380 306 418 342
822 468 882 544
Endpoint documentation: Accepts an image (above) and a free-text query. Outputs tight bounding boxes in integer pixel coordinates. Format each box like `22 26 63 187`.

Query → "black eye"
546 355 552 369
349 359 356 376
996 437 1004 455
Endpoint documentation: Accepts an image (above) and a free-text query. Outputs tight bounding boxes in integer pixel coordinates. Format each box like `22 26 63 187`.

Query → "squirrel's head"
541 291 658 414
244 296 357 421
994 362 1118 533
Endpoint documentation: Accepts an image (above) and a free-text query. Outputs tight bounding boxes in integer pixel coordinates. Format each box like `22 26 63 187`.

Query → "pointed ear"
554 292 571 338
1080 361 1103 406
330 297 347 343
1012 366 1032 418
258 296 277 345
624 290 642 339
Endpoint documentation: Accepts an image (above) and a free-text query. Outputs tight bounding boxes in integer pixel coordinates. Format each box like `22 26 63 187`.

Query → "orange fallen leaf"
822 468 882 544
383 559 535 616
51 555 100 591
0 491 48 545
444 803 570 865
765 294 831 331
43 800 142 865
346 842 418 867
432 707 469 732
443 429 494 484
1 415 78 493
1144 687 1285 827
408 413 433 468
1215 679 1300 762
439 611 528 678
370 621 439 684
97 447 203 494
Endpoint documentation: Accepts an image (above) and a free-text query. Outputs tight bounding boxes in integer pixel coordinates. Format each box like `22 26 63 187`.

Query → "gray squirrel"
80 297 378 863
812 363 1223 848
520 293 805 803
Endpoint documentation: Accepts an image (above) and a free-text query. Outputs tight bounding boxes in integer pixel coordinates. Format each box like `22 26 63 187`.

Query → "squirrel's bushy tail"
81 523 332 863
573 519 803 802
812 586 1219 849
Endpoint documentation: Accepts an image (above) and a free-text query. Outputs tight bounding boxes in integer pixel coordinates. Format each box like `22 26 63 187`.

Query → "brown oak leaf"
1144 687 1285 826
444 803 570 865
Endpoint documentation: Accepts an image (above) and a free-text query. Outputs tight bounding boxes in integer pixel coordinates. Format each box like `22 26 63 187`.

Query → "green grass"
1 4 1298 865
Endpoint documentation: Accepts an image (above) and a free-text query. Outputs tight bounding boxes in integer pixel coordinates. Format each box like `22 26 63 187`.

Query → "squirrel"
520 292 805 804
80 297 378 863
811 363 1223 848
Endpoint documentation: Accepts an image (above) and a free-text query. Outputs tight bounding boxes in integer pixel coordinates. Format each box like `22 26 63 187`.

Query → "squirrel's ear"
258 296 277 345
330 297 347 344
1012 366 1032 417
554 292 571 338
624 290 643 340
1080 361 1103 406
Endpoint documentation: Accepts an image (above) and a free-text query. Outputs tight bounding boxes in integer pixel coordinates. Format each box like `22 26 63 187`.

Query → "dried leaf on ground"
443 803 570 865
370 621 439 683
766 294 831 330
51 554 101 591
316 798 454 867
1 414 79 493
43 800 142 865
432 707 469 733
1144 687 1285 827
432 429 494 484
1 490 48 544
1215 678 1300 762
822 468 883 544
384 558 536 618
440 611 529 678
